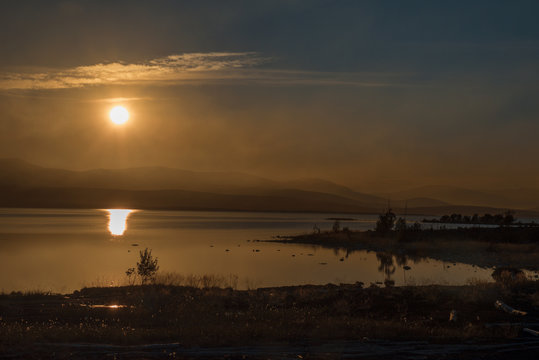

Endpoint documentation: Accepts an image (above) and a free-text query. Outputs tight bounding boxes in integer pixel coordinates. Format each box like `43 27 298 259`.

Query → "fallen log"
494 300 527 316
523 328 539 337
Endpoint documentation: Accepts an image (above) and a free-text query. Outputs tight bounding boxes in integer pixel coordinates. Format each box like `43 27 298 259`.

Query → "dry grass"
153 272 239 289
1 280 538 348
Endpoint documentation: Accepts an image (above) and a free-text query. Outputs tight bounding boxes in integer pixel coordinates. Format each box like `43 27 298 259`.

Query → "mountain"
488 188 539 210
0 158 382 213
0 159 383 201
392 197 450 208
0 158 276 193
0 186 377 213
2 158 538 215
383 185 539 210
382 185 506 209
281 178 387 206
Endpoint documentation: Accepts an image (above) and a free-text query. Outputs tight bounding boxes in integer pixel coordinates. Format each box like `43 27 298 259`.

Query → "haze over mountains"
1 158 538 216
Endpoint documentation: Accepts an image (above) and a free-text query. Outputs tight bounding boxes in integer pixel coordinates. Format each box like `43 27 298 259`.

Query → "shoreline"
265 228 539 271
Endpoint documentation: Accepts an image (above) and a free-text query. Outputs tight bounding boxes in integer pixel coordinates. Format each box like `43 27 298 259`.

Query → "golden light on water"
109 106 129 125
107 209 133 236
87 304 128 309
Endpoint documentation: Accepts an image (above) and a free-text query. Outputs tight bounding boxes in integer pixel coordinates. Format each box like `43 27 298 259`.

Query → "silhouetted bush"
332 220 341 233
424 212 517 226
136 248 159 285
395 217 406 232
375 209 396 234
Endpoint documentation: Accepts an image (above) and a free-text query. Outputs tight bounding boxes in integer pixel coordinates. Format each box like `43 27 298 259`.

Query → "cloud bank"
0 52 411 90
0 52 268 90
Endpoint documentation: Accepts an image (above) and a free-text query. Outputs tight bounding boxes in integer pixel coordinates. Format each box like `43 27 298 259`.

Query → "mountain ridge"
1 158 538 215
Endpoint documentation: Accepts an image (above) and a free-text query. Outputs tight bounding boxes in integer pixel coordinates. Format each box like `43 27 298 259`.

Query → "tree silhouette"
395 217 407 232
503 211 515 226
375 209 396 234
137 248 159 284
332 220 341 233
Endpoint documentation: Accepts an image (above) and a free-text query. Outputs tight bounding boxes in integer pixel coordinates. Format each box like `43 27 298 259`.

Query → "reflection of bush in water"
376 252 396 280
376 252 411 283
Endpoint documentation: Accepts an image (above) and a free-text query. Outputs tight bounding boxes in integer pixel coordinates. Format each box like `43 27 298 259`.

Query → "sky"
1 0 539 191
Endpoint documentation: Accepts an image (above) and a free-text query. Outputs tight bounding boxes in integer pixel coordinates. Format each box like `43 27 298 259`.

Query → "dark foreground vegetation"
1 279 539 359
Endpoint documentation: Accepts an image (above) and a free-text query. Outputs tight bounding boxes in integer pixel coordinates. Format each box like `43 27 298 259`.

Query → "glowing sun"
109 106 129 125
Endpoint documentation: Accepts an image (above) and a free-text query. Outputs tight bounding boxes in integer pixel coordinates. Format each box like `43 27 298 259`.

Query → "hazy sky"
1 1 539 191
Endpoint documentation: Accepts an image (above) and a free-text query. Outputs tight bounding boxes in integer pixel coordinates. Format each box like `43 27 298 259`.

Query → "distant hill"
281 178 387 206
0 158 382 213
1 158 538 216
0 186 377 213
392 197 450 209
0 158 380 199
402 205 538 218
487 188 539 210
381 185 539 210
0 158 276 193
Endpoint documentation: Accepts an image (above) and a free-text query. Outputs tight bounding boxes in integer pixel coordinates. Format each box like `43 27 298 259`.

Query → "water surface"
0 208 503 293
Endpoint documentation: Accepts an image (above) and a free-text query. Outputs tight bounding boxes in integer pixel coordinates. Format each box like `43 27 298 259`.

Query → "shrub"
332 220 341 233
375 209 396 234
136 248 159 285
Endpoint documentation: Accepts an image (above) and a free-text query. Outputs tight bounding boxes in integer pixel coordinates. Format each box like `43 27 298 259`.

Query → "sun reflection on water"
107 209 133 236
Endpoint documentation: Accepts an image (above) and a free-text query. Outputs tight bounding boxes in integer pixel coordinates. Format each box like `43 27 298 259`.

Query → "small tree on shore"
375 209 396 234
125 267 136 285
395 217 407 232
503 211 515 226
136 248 159 285
332 220 341 233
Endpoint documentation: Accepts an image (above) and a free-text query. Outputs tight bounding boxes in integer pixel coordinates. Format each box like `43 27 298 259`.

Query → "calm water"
0 208 501 293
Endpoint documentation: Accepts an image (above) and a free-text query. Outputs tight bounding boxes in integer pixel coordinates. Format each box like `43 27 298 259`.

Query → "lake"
0 208 502 293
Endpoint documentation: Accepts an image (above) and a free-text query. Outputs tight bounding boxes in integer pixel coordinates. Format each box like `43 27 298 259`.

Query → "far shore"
265 227 539 271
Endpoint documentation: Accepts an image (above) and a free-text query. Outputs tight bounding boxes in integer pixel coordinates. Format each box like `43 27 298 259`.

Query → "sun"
109 106 129 125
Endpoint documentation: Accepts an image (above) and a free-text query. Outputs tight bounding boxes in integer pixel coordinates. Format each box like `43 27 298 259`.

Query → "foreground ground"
1 280 539 358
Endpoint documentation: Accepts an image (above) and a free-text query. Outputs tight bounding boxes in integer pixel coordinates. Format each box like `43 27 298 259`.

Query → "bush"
136 248 159 285
395 217 406 232
332 220 341 233
375 209 396 234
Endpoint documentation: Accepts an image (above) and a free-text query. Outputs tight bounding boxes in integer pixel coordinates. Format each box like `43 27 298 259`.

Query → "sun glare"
109 106 129 125
107 209 133 236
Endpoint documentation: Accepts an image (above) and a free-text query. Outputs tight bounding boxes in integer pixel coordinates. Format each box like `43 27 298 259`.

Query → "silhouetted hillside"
382 185 539 210
0 158 276 193
0 186 377 213
0 158 388 212
1 159 538 215
282 178 387 206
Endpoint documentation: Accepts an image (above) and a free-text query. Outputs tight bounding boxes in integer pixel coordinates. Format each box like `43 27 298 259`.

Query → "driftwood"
485 322 539 328
523 328 539 337
494 300 527 316
449 310 458 322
